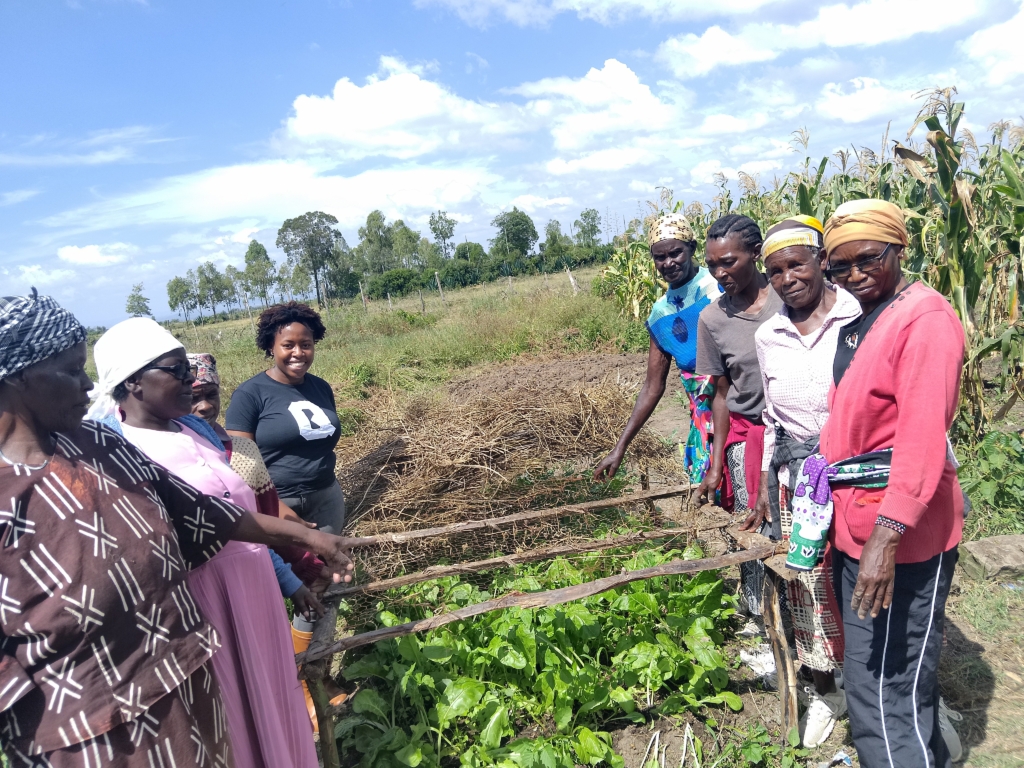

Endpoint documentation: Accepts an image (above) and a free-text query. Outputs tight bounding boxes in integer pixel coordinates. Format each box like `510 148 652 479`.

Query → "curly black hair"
255 302 327 357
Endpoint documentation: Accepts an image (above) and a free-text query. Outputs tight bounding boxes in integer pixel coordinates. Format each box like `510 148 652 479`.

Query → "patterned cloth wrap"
0 288 86 380
787 449 892 570
680 372 715 483
188 352 220 387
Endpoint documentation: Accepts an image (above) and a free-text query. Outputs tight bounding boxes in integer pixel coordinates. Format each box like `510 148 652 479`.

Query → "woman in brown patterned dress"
0 291 356 767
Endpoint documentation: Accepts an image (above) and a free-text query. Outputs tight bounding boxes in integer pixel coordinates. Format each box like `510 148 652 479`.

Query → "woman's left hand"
307 532 365 584
291 585 325 621
691 464 723 507
851 525 902 619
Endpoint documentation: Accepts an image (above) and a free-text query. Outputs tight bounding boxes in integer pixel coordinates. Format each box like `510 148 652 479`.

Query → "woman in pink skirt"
87 317 319 768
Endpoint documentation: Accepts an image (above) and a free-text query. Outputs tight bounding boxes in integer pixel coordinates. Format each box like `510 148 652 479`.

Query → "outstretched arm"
593 337 672 481
232 512 357 584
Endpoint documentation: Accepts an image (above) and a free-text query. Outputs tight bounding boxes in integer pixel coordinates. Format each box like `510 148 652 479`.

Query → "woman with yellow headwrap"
794 199 965 766
754 214 861 747
593 212 721 483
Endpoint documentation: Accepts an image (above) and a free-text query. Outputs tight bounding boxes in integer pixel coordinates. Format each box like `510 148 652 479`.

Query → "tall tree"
244 239 276 307
276 211 344 306
196 261 230 318
225 265 255 325
125 283 152 317
166 276 198 323
390 220 421 269
357 210 394 274
574 208 602 247
429 210 457 260
541 221 571 266
490 207 538 257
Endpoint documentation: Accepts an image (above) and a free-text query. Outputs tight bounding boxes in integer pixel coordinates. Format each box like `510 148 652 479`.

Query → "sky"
2 0 1024 326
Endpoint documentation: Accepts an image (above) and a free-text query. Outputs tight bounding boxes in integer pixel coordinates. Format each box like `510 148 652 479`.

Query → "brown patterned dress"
0 421 245 766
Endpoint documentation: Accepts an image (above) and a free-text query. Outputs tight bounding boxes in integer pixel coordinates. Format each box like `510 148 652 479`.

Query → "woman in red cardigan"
820 199 965 768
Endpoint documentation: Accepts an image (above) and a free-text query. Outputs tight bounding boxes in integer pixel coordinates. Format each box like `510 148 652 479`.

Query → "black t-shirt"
225 371 341 497
833 285 909 386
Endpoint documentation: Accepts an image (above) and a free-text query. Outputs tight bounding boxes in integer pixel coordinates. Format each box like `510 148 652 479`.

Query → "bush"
367 268 422 299
439 258 481 288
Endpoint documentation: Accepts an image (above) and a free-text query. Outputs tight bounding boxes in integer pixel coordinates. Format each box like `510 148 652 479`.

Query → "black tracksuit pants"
833 547 957 768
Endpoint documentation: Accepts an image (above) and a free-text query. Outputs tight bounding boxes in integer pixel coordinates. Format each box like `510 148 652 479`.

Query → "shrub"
368 268 422 299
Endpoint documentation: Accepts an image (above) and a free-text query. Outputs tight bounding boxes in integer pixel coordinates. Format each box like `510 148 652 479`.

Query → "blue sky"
3 0 1023 325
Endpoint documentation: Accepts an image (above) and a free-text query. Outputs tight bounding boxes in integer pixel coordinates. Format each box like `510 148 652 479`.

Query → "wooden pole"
566 266 580 295
763 572 799 742
434 271 446 306
419 290 425 314
327 524 735 599
359 282 368 313
304 604 341 768
387 292 393 310
299 545 777 664
342 484 695 548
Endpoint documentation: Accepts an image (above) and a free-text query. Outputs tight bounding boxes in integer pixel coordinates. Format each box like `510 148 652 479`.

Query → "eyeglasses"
143 362 198 382
824 243 897 282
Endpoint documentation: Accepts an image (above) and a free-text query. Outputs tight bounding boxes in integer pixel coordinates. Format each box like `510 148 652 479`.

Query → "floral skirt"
680 371 714 484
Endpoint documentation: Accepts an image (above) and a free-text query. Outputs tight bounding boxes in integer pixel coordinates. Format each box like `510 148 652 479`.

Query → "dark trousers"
833 547 957 768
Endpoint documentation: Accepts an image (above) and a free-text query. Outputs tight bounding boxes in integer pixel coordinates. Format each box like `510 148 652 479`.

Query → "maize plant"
601 89 1024 438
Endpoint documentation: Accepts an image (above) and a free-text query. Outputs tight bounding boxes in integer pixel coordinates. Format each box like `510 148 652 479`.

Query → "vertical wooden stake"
419 290 425 314
359 282 368 313
763 572 799 743
508 275 514 293
304 604 341 768
387 292 393 310
435 271 447 306
565 266 580 295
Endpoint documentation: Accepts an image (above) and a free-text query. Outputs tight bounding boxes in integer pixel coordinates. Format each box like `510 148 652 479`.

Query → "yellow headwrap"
823 199 908 256
648 212 695 247
761 215 824 259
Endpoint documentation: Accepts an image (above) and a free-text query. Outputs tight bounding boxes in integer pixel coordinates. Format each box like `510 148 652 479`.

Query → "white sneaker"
939 698 964 762
737 617 763 638
799 686 847 748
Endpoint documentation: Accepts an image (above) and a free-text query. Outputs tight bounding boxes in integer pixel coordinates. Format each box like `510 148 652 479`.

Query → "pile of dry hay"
338 381 677 533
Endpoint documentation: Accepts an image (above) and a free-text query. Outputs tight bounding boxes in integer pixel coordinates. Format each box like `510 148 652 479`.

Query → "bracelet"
875 515 906 535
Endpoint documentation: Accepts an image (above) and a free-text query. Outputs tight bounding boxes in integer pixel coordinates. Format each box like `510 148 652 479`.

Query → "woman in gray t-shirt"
693 214 782 618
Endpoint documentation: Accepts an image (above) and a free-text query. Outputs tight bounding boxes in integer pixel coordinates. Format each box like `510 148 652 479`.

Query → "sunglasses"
824 243 897 282
142 362 198 382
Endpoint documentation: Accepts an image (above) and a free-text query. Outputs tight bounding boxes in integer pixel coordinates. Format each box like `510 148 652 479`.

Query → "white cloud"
690 159 738 184
547 147 655 174
41 160 498 234
0 126 165 167
962 4 1024 85
509 194 573 212
658 0 983 79
466 52 489 73
816 78 917 123
18 265 75 285
57 242 138 266
283 56 530 160
415 0 783 27
0 189 39 206
698 112 768 134
738 159 782 175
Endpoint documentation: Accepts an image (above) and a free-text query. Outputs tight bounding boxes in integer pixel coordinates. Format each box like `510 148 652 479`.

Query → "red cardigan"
822 282 965 563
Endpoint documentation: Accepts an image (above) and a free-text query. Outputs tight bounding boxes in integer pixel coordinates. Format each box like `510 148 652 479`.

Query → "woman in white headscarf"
89 319 321 768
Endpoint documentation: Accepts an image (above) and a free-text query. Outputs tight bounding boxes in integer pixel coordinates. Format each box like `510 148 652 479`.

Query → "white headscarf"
86 317 185 420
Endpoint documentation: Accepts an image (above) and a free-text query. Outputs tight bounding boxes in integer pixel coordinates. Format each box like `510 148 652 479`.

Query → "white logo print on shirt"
288 401 337 441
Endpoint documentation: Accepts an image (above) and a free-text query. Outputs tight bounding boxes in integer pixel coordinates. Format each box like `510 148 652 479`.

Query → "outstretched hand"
689 464 723 508
593 449 624 483
308 532 359 584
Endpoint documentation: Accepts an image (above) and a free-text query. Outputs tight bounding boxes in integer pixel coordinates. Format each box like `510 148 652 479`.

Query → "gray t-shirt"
696 285 784 420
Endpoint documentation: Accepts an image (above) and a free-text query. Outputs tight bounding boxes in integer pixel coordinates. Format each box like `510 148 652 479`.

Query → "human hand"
279 504 317 528
739 483 771 532
593 449 625 482
291 585 325 621
690 464 723 507
307 531 358 584
851 525 902 619
310 565 333 597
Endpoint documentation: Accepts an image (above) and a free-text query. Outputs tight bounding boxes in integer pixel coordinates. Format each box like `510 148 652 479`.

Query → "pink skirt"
188 541 317 768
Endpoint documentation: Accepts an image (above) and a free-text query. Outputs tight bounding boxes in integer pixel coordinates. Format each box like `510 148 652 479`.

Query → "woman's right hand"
593 448 625 482
306 531 360 584
740 482 771 532
291 585 325 621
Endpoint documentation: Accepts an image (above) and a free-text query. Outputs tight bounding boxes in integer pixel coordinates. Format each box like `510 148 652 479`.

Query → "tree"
454 241 486 264
574 208 602 247
225 265 254 324
429 210 457 259
196 262 231 318
276 211 345 306
244 239 276 307
166 276 198 323
540 221 572 267
125 283 152 317
490 207 538 258
390 220 422 269
356 210 394 274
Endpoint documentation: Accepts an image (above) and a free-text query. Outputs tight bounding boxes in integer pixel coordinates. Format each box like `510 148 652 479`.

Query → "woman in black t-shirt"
226 302 345 535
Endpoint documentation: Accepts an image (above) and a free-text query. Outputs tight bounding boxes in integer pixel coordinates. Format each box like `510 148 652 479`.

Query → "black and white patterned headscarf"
0 288 86 381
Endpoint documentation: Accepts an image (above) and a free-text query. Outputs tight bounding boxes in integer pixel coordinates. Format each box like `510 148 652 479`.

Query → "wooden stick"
303 603 341 767
299 545 778 664
327 523 733 598
763 572 799 742
419 289 425 314
343 484 694 549
434 271 446 306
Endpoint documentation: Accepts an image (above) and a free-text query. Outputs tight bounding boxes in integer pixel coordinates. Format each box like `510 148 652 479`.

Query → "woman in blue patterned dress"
594 212 721 484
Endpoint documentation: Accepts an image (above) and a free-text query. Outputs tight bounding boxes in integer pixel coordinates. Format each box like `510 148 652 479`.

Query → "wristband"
875 515 906 535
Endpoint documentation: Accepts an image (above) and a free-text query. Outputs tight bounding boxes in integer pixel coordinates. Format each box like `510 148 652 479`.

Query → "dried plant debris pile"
335 382 680 582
